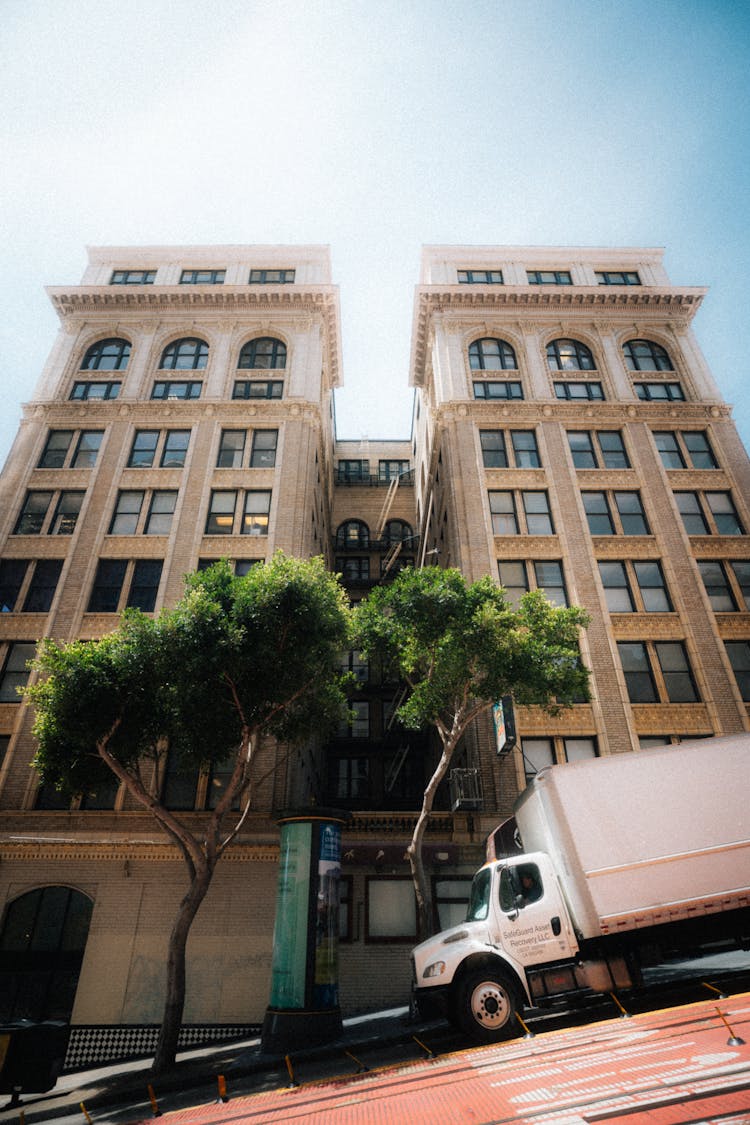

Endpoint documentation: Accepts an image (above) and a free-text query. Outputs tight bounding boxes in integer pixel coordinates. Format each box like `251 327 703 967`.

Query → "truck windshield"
466 867 491 921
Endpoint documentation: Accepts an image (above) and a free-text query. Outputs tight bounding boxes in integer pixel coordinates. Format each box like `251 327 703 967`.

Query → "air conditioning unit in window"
449 768 483 812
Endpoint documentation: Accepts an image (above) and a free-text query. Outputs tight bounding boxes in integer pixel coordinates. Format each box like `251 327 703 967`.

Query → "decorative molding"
0 839 279 863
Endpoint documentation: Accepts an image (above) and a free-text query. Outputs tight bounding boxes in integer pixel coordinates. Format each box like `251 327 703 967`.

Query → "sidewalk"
0 1006 437 1123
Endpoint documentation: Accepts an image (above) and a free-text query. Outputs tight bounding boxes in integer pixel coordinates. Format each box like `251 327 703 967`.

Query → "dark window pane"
81 338 131 371
618 642 658 702
128 431 159 468
127 560 163 612
87 559 128 612
480 431 508 468
14 492 53 535
0 560 28 612
71 431 103 468
38 431 73 468
655 642 698 702
237 337 287 369
161 430 190 468
22 559 63 612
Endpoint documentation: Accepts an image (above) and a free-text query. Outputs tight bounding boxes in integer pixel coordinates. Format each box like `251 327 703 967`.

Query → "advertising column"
261 809 349 1053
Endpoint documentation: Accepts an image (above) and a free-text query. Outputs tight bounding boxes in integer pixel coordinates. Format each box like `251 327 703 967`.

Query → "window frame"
110 269 155 284
468 338 517 371
457 269 503 284
634 382 685 401
248 269 295 284
618 640 699 703
568 430 629 469
70 380 121 401
237 337 287 370
365 876 417 943
232 379 284 399
546 338 596 371
0 641 37 702
158 337 208 371
623 339 674 372
489 490 554 535
674 490 744 536
473 380 524 400
150 381 202 400
527 270 572 285
595 270 640 285
179 269 225 285
654 430 718 470
80 338 131 371
582 490 649 536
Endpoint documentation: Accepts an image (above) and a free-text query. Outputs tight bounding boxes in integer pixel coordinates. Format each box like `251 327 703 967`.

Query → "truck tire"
454 969 522 1042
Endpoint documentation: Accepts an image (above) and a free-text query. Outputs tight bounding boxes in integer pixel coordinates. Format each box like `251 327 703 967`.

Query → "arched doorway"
0 886 93 1021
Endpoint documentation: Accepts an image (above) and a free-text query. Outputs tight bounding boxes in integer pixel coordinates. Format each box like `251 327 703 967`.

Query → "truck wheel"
454 969 521 1041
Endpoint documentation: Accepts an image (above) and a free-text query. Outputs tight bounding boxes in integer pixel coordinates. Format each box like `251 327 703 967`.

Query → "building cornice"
46 285 343 388
0 836 279 863
410 286 706 387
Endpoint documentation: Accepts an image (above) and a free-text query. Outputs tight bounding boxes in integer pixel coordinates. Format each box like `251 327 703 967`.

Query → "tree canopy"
353 566 590 936
27 552 352 1071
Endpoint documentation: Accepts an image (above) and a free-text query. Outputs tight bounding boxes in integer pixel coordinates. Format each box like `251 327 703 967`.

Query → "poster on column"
269 821 312 1009
313 821 341 1009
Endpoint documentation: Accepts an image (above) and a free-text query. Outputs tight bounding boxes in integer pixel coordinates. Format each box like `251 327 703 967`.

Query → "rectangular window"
217 430 246 468
618 642 658 702
523 491 554 534
70 381 121 400
675 491 709 535
128 431 159 468
473 381 524 400
725 642 750 701
489 491 518 535
675 491 743 535
232 379 283 399
527 270 572 284
0 560 28 612
614 492 649 535
480 431 508 468
14 491 53 535
337 459 369 482
151 381 202 400
179 269 225 284
248 269 295 283
707 492 743 535
655 642 698 702
497 560 529 607
598 561 635 612
458 269 503 284
563 737 598 762
161 750 199 810
71 431 103 468
533 560 567 606
330 756 370 800
338 700 370 739
632 560 672 611
635 382 684 401
568 430 629 469
521 737 554 782
87 560 128 612
595 271 640 285
554 381 605 401
379 459 410 481
683 432 717 469
0 642 36 702
160 430 190 468
366 878 416 942
731 561 750 610
144 491 176 535
250 430 278 468
598 431 629 468
336 557 370 583
583 492 614 535
654 432 685 468
242 490 271 535
698 561 738 611
22 559 63 612
38 431 73 468
50 491 84 535
511 431 541 467
127 559 163 612
110 269 155 284
206 491 237 535
109 490 144 535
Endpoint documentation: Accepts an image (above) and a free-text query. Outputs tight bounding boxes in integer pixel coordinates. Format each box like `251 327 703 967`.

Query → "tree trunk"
151 859 214 1074
408 734 457 941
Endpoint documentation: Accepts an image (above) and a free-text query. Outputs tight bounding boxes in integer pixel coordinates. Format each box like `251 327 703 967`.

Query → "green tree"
353 566 589 939
26 553 351 1073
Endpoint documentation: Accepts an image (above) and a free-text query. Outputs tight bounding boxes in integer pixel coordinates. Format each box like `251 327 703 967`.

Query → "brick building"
0 245 748 1060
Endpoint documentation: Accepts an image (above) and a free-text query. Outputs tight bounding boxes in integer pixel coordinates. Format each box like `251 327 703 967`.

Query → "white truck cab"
413 853 579 1039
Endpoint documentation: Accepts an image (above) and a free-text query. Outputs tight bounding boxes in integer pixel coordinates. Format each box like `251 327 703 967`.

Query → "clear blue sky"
1 0 749 469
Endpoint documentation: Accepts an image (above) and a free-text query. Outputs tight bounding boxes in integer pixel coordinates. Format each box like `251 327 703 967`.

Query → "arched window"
0 887 93 1021
383 520 413 545
159 337 209 370
469 338 517 370
80 337 131 371
238 337 287 370
623 339 674 372
336 520 369 548
546 339 596 371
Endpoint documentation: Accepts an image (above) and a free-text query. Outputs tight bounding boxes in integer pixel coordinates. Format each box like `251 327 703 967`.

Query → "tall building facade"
0 245 748 1059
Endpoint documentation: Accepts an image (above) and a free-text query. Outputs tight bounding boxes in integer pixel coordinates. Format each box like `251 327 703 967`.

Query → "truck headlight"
423 960 446 979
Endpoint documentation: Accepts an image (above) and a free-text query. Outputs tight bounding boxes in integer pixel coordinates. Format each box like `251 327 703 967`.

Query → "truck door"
491 855 578 967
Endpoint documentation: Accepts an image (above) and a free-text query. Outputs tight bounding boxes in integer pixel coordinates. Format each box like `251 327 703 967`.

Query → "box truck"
412 735 750 1040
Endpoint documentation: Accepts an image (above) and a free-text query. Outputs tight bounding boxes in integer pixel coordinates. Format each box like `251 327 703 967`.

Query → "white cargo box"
514 735 750 940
